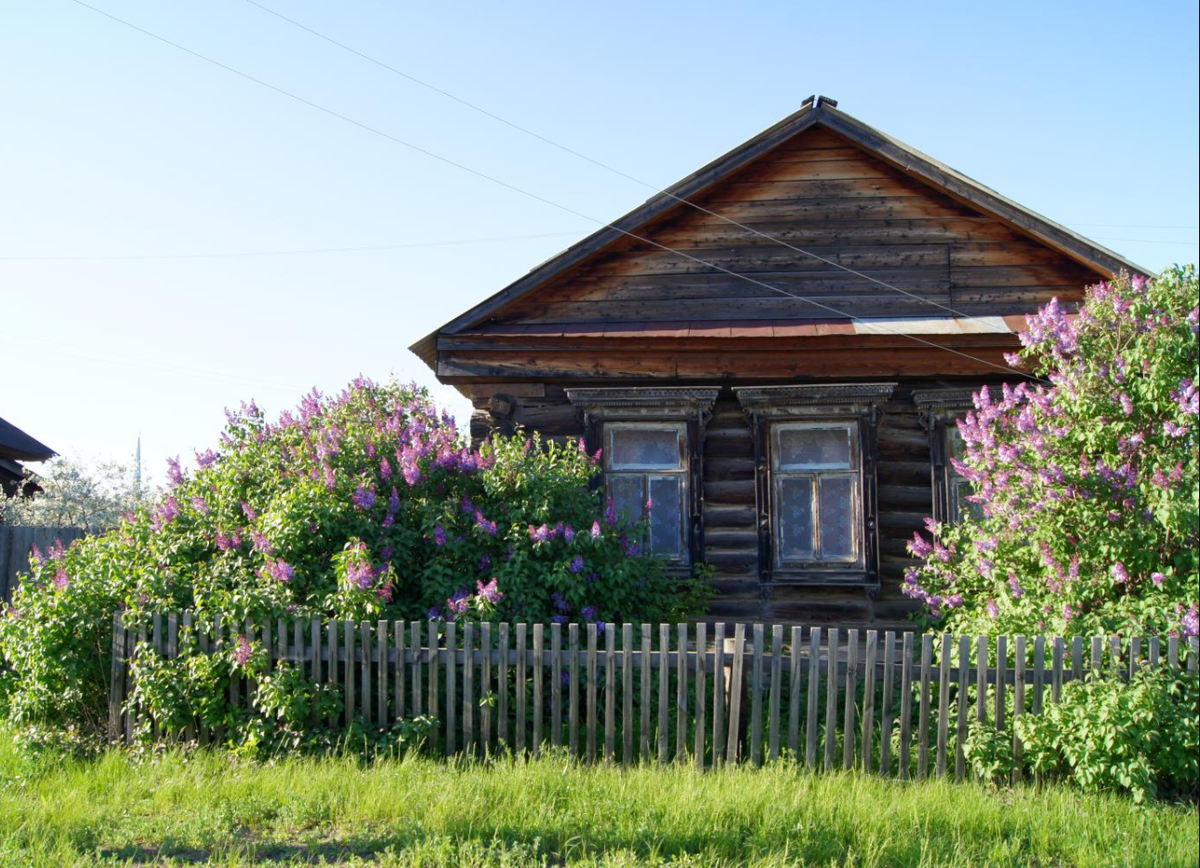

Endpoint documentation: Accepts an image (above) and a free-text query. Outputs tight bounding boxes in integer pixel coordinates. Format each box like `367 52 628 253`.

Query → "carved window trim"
913 389 977 526
567 387 718 570
735 384 895 596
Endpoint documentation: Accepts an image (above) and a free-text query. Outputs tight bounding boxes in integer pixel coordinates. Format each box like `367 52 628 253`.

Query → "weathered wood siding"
463 379 1002 629
487 127 1095 327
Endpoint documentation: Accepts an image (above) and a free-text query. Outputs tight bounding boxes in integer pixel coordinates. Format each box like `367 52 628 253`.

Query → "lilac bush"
0 379 703 734
904 267 1199 637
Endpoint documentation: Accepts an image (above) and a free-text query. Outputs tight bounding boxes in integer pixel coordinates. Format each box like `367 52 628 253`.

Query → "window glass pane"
818 476 855 560
648 475 683 558
950 478 984 524
778 427 852 469
609 427 681 469
777 475 815 561
609 474 644 524
948 426 969 464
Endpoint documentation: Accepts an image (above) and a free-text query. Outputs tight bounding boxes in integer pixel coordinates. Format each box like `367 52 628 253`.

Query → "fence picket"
1071 636 1083 684
532 623 543 758
955 636 969 781
343 621 355 726
410 621 422 718
586 623 597 763
898 632 913 781
694 622 707 768
551 623 562 750
464 622 475 754
641 623 652 761
378 620 388 729
1032 636 1045 715
427 620 438 731
879 630 895 776
677 622 689 763
515 623 527 754
396 621 407 725
824 627 839 771
843 629 859 771
805 627 820 769
994 636 1008 734
768 624 783 763
660 624 671 764
325 620 337 726
622 623 633 766
862 630 877 774
1013 635 1026 783
569 623 580 755
444 620 455 754
916 634 932 779
712 622 726 768
975 635 987 727
726 623 745 765
479 622 490 752
750 623 765 766
605 624 616 762
936 634 950 778
108 611 126 744
788 626 802 759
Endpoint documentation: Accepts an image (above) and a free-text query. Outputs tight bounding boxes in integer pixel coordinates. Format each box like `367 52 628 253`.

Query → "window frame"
769 420 864 569
604 421 689 562
736 383 895 596
566 387 719 572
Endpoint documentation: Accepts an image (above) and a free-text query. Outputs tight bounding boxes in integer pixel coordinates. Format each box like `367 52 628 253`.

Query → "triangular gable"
411 99 1147 367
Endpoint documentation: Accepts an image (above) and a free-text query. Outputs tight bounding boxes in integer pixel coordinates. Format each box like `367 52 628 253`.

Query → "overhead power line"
68 0 1045 382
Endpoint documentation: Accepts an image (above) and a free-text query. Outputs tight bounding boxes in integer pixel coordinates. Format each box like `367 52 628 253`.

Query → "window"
736 383 894 593
566 387 718 570
605 423 687 561
771 422 862 567
913 389 979 526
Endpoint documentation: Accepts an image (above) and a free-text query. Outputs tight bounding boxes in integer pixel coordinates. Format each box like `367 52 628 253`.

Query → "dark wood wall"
462 378 1004 629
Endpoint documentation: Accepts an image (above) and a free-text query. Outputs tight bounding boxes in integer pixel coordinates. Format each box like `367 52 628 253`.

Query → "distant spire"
135 436 142 491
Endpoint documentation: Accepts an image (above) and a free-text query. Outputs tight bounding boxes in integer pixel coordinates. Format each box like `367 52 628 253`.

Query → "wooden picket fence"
108 613 1198 777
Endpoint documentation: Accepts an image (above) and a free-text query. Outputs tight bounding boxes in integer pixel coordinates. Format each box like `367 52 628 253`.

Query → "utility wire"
68 0 1044 382
0 232 583 262
240 0 998 326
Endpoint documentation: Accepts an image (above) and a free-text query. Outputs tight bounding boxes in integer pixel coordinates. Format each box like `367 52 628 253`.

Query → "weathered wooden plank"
677 622 689 762
916 634 932 778
395 621 406 724
641 623 652 761
463 622 476 754
712 621 726 767
604 623 617 762
180 612 194 743
694 622 707 768
1013 635 1026 783
427 621 439 729
788 626 802 759
410 621 423 717
569 623 580 755
861 630 877 773
551 623 562 750
843 629 859 771
342 621 355 726
994 636 1008 734
1071 636 1084 683
1090 636 1103 680
1032 636 1045 715
726 623 746 764
325 620 337 726
1051 637 1064 705
767 624 783 762
879 630 895 776
750 623 765 765
108 611 126 744
585 623 598 762
360 621 373 735
660 623 671 763
498 623 509 748
955 636 969 781
824 628 839 771
515 622 527 754
805 626 821 769
532 623 543 758
898 632 914 780
378 620 389 729
620 623 633 765
936 634 950 778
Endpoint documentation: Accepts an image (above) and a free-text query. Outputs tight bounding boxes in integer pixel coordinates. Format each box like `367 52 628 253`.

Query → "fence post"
108 610 126 744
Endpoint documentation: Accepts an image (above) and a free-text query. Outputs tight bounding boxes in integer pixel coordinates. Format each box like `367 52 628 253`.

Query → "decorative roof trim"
736 383 896 419
912 388 978 410
567 387 719 414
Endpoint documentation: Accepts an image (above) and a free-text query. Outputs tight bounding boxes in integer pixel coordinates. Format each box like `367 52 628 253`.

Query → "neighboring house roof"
0 416 56 463
411 97 1148 371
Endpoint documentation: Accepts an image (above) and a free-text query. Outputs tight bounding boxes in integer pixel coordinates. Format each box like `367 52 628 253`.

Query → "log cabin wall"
462 377 1007 629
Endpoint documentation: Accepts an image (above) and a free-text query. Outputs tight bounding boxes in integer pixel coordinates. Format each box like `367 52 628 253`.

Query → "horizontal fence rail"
108 614 1198 777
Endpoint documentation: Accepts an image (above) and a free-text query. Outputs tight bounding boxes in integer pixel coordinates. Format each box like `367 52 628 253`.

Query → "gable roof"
0 416 56 463
410 97 1148 369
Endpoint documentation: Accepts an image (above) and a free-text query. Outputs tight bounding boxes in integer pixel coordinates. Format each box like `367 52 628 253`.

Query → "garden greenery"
0 380 706 743
904 267 1199 639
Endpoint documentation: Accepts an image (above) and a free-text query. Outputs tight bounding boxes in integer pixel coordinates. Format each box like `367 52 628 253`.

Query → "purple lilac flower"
251 530 275 555
581 605 598 621
479 554 491 572
1111 562 1130 584
1151 572 1165 587
908 532 933 559
347 558 375 590
1118 393 1134 416
191 495 210 516
427 606 442 620
53 567 70 591
1062 604 1076 622
241 501 258 522
434 524 447 546
590 521 601 540
380 457 393 479
620 535 639 557
604 498 618 526
166 456 184 488
569 555 585 574
446 590 471 618
195 448 218 468
1163 421 1188 438
232 635 253 667
563 524 576 543
529 524 552 543
551 592 570 613
986 599 999 618
266 558 294 583
1181 605 1199 637
474 511 498 535
156 496 181 526
476 577 502 605
352 484 376 510
1008 572 1024 599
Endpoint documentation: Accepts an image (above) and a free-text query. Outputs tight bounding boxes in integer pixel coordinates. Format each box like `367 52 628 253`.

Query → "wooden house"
410 96 1147 628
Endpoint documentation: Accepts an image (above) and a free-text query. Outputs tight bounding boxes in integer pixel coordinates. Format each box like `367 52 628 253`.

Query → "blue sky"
3 0 1197 482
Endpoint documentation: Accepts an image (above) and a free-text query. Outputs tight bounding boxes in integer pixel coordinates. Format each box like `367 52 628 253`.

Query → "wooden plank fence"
108 614 1199 776
0 526 87 600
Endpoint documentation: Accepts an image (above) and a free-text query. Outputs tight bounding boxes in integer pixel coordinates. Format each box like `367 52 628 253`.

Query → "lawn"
0 737 1195 867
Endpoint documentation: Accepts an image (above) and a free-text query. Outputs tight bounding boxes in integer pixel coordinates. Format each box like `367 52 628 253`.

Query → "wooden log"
605 623 617 762
898 632 914 780
551 623 562 750
108 611 126 744
750 623 765 766
712 621 726 767
463 622 475 754
530 623 544 757
880 631 895 776
586 623 598 762
862 630 877 774
825 628 839 771
622 623 633 765
1013 635 1026 783
695 622 707 768
726 623 746 764
660 623 671 763
768 624 783 762
641 623 652 761
805 626 821 769
677 622 689 762
498 623 509 748
936 634 950 778
844 628 859 771
515 623 527 754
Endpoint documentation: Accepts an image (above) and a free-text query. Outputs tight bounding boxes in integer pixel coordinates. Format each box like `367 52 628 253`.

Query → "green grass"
0 738 1194 867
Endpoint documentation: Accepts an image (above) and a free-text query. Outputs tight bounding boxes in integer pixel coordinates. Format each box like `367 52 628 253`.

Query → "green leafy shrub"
965 666 1199 803
0 379 707 739
904 267 1199 638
